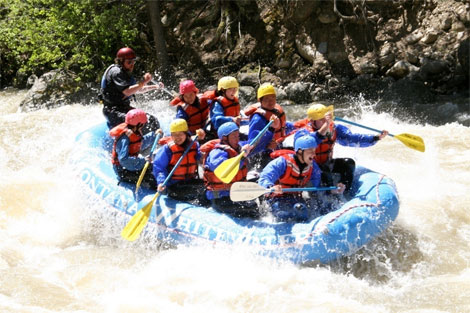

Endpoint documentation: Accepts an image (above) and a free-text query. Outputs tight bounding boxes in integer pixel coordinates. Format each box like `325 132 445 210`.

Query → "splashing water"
1 89 469 312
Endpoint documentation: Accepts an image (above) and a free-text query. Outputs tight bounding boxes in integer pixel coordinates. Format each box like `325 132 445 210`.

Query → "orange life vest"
167 140 199 181
312 123 337 165
158 136 172 146
200 90 217 107
269 149 295 159
244 103 287 141
293 117 310 129
213 95 240 117
271 153 312 197
109 123 142 166
203 144 247 192
199 138 220 164
170 95 210 134
293 120 337 165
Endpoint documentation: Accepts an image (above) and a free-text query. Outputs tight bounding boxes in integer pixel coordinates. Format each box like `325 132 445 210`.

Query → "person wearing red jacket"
243 83 295 169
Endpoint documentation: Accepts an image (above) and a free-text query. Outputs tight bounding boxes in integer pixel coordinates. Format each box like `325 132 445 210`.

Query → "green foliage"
0 0 146 87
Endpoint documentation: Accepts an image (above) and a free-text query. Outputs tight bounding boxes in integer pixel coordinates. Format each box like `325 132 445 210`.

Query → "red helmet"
125 109 147 126
179 80 199 95
116 47 136 60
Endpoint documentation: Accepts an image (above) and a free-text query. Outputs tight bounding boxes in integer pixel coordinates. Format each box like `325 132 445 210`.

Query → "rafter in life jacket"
244 102 287 141
109 123 143 166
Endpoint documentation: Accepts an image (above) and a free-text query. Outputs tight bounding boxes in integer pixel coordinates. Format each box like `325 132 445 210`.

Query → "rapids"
1 89 469 312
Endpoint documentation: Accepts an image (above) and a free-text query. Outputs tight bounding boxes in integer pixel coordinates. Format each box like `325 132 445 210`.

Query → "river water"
1 89 469 312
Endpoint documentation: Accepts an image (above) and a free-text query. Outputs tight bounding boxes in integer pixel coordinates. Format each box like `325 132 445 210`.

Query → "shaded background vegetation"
0 0 149 87
1 0 468 103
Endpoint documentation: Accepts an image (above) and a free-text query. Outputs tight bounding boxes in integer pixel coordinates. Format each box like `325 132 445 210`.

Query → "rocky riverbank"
19 0 469 125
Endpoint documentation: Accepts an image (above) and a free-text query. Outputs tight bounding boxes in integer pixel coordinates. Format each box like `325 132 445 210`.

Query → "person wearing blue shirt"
206 76 243 140
152 119 206 202
243 83 295 168
294 104 389 191
109 109 161 188
259 133 345 222
169 80 212 136
203 122 269 218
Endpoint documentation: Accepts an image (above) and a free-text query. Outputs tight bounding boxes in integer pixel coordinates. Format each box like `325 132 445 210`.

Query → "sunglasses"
125 59 136 65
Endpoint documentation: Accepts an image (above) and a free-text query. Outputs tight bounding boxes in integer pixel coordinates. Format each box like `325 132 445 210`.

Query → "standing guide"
99 47 162 133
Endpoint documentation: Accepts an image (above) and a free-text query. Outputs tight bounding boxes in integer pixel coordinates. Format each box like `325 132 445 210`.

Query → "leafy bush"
0 0 146 87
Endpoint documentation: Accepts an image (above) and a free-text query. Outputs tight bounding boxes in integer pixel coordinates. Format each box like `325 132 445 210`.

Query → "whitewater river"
1 89 469 312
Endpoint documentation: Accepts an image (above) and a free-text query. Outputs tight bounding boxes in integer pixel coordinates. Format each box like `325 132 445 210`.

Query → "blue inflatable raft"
70 123 399 264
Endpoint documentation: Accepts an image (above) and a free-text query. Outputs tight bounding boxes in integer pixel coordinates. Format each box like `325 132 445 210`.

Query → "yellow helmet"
217 76 239 90
307 104 334 121
257 83 276 100
170 119 188 133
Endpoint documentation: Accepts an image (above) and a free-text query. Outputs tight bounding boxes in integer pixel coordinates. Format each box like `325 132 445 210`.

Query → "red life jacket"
199 90 217 107
270 153 312 197
109 123 142 166
269 149 295 159
199 138 220 164
170 95 210 134
244 103 287 141
214 95 240 117
167 140 199 181
293 117 310 129
158 136 172 146
203 144 247 191
293 119 337 165
200 139 220 154
312 123 337 165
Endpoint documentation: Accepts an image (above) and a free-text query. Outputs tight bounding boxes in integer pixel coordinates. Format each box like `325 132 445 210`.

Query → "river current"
1 89 469 312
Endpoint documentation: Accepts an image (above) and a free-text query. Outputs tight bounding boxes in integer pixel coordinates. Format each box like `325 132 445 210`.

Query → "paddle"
135 132 162 195
121 136 199 241
230 182 338 201
214 120 274 184
162 87 177 98
334 117 425 152
151 79 177 97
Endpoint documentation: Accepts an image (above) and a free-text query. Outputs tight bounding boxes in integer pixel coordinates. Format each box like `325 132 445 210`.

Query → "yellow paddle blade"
394 133 425 152
397 133 424 144
135 161 150 195
214 152 245 184
121 192 159 241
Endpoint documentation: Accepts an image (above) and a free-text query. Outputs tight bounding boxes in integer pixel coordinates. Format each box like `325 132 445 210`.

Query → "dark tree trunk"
147 0 170 82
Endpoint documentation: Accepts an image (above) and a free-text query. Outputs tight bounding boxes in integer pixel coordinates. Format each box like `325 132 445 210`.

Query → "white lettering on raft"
79 167 136 213
79 167 307 247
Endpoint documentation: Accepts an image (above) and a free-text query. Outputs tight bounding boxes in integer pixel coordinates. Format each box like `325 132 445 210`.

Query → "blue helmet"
294 134 318 152
217 122 239 139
